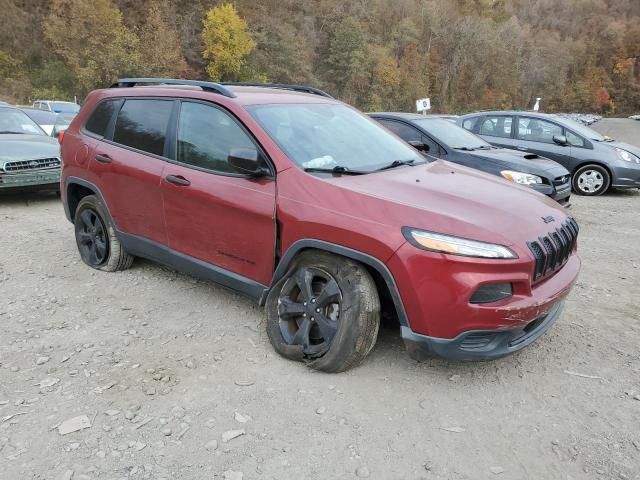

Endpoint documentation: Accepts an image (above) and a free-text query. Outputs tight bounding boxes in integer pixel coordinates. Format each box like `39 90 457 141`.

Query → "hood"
324 160 570 250
467 148 569 176
0 134 60 164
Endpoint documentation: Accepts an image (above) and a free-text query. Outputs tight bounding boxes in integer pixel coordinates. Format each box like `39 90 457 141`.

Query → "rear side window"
113 99 173 156
479 116 513 138
176 101 255 173
85 100 117 137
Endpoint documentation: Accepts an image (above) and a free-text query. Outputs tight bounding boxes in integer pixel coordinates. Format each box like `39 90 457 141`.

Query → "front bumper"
401 300 564 361
0 170 61 192
610 164 640 189
531 182 571 206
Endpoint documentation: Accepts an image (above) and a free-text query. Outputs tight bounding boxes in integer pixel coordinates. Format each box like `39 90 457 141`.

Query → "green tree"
326 16 370 105
43 0 140 94
201 3 256 81
0 50 31 102
137 5 188 77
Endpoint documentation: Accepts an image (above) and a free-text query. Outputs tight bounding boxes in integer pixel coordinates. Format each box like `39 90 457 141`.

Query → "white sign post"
533 97 542 112
416 98 431 115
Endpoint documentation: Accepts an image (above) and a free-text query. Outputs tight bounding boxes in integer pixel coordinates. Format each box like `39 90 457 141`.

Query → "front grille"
527 217 579 282
553 175 570 186
4 158 60 172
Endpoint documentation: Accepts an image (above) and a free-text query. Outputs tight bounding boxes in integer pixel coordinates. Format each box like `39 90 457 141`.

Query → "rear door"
88 98 172 244
161 100 276 285
514 116 573 168
475 115 517 149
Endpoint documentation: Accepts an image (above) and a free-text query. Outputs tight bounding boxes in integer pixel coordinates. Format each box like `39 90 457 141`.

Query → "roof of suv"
105 79 336 106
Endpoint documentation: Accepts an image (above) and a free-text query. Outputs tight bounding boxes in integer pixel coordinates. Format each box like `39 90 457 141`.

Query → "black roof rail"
221 82 333 99
111 78 237 98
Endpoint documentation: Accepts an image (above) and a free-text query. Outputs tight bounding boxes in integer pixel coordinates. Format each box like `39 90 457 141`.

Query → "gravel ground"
1 119 639 480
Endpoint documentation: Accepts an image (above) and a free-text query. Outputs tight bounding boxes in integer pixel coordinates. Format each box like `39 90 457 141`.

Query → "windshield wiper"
374 159 417 171
0 130 26 135
303 165 366 176
453 146 475 151
475 145 492 150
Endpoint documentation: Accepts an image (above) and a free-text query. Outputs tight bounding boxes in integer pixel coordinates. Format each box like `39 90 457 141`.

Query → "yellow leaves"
373 57 401 90
202 4 256 81
613 58 634 76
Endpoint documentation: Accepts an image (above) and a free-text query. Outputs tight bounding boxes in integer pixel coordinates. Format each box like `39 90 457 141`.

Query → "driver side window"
378 119 437 153
177 102 256 174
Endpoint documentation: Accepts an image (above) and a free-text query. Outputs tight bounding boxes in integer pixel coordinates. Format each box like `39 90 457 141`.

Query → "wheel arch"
261 239 408 326
572 161 613 179
64 177 115 226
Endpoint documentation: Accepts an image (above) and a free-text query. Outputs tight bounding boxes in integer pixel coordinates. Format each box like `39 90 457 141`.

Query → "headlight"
500 170 543 185
615 148 640 164
402 228 518 259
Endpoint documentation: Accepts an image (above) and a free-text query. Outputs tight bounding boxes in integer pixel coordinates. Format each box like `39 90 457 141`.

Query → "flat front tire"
74 195 134 272
266 250 380 373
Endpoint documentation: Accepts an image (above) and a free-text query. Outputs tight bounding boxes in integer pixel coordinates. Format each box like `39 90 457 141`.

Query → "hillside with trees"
1 0 639 114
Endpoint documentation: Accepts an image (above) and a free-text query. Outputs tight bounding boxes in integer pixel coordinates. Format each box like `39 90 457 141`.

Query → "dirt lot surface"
1 119 639 480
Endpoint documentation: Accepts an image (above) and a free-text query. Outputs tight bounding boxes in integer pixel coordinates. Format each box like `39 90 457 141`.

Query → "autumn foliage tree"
201 3 255 81
137 5 188 78
0 0 638 114
43 0 140 94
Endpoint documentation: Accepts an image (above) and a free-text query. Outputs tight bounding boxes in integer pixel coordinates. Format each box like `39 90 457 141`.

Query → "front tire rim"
76 209 108 266
577 170 604 193
277 267 342 357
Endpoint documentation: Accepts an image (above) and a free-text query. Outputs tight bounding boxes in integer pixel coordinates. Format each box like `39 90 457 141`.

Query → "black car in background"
457 111 640 195
370 112 571 205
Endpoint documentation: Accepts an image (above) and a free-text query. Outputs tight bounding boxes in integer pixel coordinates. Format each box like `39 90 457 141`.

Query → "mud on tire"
265 250 380 373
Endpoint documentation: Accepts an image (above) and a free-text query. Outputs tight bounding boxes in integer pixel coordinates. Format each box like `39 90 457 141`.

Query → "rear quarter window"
112 99 173 156
85 100 118 137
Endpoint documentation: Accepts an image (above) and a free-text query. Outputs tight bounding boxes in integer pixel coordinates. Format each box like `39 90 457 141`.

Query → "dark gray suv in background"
458 111 640 196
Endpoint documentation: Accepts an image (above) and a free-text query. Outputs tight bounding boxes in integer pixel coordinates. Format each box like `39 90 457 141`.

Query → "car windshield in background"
51 102 80 114
247 104 424 172
0 108 46 135
559 117 605 141
56 112 77 126
413 118 491 150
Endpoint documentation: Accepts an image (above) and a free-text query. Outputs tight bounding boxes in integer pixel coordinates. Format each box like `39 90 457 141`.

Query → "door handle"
165 175 191 186
517 146 528 151
94 154 112 163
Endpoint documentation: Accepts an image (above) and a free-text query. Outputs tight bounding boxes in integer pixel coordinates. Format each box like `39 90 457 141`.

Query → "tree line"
1 0 639 114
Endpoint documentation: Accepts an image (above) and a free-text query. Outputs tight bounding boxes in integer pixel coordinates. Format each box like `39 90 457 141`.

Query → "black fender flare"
64 177 115 226
261 239 409 326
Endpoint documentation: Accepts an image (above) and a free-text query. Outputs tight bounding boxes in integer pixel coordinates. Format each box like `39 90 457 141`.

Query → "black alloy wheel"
277 266 343 358
75 208 109 267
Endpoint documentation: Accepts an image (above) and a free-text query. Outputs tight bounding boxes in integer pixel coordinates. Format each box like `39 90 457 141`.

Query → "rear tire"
74 195 134 272
265 250 380 373
572 164 610 196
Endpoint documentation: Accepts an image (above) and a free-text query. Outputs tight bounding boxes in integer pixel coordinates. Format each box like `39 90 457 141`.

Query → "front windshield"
51 102 80 113
413 118 490 149
0 108 46 135
247 103 424 171
558 117 605 141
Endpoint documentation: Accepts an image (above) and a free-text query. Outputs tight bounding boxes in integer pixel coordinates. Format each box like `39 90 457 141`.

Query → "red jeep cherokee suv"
60 78 581 372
